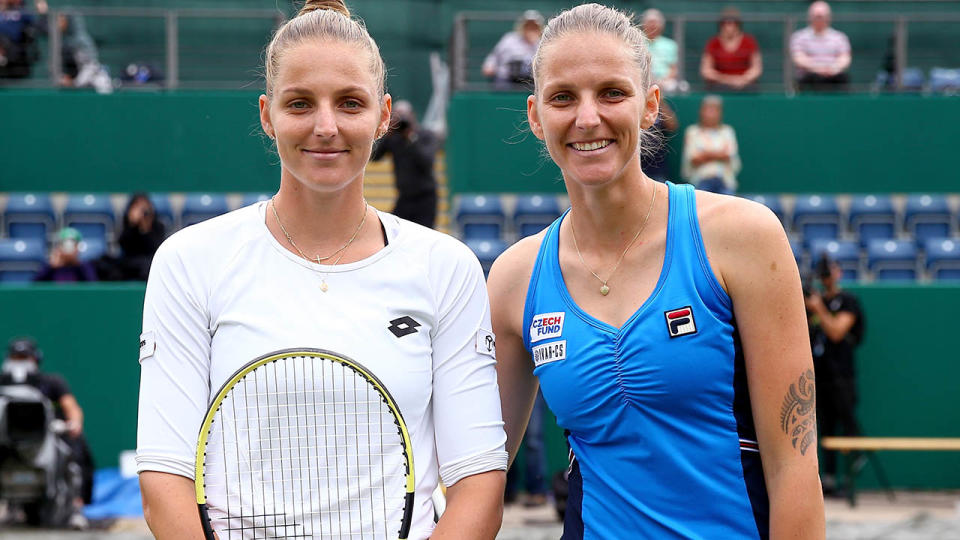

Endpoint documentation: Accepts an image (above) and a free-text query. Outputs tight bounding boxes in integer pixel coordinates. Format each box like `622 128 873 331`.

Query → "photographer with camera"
33 228 98 283
805 255 864 496
1 337 93 528
482 10 543 90
370 100 440 229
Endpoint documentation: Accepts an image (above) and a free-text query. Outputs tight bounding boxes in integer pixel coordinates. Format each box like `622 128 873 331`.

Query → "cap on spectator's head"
521 10 544 27
7 337 39 361
57 227 82 244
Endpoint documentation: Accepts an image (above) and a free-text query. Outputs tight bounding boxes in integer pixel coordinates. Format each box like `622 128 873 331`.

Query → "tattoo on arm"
780 369 816 455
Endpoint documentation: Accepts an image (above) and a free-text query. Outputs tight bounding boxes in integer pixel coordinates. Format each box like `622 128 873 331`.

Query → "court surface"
1 490 959 539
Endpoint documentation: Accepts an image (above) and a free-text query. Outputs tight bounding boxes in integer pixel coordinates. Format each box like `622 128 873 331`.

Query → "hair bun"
298 0 350 18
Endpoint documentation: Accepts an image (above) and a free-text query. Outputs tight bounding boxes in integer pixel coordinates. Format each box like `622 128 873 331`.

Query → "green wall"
0 284 958 489
448 92 960 195
0 91 276 193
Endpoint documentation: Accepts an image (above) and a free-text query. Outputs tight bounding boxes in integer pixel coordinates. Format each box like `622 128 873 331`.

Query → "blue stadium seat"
149 194 175 232
810 239 861 280
3 193 56 242
64 193 115 244
465 238 508 278
867 239 919 281
792 194 841 246
182 193 229 228
789 238 804 270
456 194 506 240
930 68 960 94
742 194 785 223
904 194 953 245
78 237 108 262
242 193 273 207
925 238 960 281
848 194 896 247
0 238 45 283
514 194 561 238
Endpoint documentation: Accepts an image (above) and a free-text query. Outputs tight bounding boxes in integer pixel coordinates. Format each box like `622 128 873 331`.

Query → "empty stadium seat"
792 194 841 246
78 237 108 262
925 238 960 281
867 239 918 281
149 193 176 232
64 193 116 244
241 193 273 207
456 194 506 241
465 238 508 277
514 194 562 238
930 68 960 94
809 239 861 280
741 194 785 223
0 238 45 283
3 193 56 242
904 194 953 245
182 193 229 227
848 194 896 247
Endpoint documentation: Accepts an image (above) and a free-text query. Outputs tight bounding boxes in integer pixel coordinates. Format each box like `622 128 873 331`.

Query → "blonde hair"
263 0 386 98
532 3 652 96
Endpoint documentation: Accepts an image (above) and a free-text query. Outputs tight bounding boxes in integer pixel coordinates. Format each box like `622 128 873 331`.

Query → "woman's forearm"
768 463 825 539
431 471 506 539
140 471 207 540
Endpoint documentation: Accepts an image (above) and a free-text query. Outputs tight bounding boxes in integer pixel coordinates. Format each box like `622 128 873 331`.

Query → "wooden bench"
820 437 960 506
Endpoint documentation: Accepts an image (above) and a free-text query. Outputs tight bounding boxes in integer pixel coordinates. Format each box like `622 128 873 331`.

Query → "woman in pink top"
700 8 762 91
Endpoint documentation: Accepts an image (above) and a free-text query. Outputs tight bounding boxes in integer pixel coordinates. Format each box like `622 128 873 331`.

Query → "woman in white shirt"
681 95 741 194
136 2 507 538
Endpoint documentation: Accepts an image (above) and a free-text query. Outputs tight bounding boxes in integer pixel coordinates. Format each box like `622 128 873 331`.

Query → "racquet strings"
201 354 408 539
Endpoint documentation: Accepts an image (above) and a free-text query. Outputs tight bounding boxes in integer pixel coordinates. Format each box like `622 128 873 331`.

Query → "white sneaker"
68 511 89 530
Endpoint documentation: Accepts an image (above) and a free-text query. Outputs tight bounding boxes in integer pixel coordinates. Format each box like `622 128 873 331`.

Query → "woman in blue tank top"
487 4 824 539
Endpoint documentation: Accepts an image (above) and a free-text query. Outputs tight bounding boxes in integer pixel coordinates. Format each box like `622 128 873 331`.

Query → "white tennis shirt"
136 202 507 538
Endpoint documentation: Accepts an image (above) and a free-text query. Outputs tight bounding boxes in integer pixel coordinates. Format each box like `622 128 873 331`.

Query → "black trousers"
64 434 95 504
817 374 859 476
797 72 850 92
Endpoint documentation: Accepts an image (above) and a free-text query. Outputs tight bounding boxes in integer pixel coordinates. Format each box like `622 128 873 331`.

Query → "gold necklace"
570 182 658 296
270 196 368 292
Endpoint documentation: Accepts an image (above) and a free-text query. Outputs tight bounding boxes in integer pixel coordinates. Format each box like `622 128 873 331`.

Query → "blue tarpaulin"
83 468 143 519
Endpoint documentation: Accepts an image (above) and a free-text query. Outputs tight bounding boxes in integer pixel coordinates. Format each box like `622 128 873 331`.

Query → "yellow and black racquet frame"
194 348 415 539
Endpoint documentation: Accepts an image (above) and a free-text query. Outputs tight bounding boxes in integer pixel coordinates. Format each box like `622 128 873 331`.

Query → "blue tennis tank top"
522 182 769 539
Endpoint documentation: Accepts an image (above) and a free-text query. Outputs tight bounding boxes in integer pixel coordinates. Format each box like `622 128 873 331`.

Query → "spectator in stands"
0 0 46 79
642 8 682 93
681 95 740 194
806 255 864 496
790 1 851 91
57 12 112 94
700 7 762 92
482 10 543 90
639 99 679 183
33 227 98 283
371 100 440 229
97 193 166 281
1 337 94 528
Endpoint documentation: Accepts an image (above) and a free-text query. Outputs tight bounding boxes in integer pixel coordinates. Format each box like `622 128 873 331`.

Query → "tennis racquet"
194 348 415 539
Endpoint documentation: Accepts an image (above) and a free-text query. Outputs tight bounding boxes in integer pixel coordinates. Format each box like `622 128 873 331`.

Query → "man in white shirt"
790 1 852 91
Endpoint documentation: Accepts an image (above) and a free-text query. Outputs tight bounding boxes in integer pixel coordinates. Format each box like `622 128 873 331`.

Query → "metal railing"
2 6 285 90
451 11 960 94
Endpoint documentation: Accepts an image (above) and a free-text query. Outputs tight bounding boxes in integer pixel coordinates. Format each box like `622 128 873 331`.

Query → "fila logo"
388 316 421 338
665 306 697 338
530 312 565 343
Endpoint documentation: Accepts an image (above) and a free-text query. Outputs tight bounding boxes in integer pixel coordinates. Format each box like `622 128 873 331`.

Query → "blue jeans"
697 177 733 195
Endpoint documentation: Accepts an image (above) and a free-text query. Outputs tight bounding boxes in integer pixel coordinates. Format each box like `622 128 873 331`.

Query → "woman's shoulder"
487 232 545 300
696 191 786 252
155 205 263 265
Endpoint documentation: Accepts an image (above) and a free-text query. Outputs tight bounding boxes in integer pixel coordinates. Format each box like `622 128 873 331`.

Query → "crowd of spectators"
485 2 857 94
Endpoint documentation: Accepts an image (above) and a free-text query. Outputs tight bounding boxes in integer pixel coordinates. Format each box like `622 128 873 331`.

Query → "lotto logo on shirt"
530 312 565 343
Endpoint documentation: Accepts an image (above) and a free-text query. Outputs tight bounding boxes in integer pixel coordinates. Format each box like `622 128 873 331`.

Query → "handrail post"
165 11 179 90
451 14 467 92
783 16 796 96
48 10 62 86
894 16 907 90
673 16 686 89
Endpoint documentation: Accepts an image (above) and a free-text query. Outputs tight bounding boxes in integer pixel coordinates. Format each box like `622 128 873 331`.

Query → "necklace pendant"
600 284 610 296
319 280 329 292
